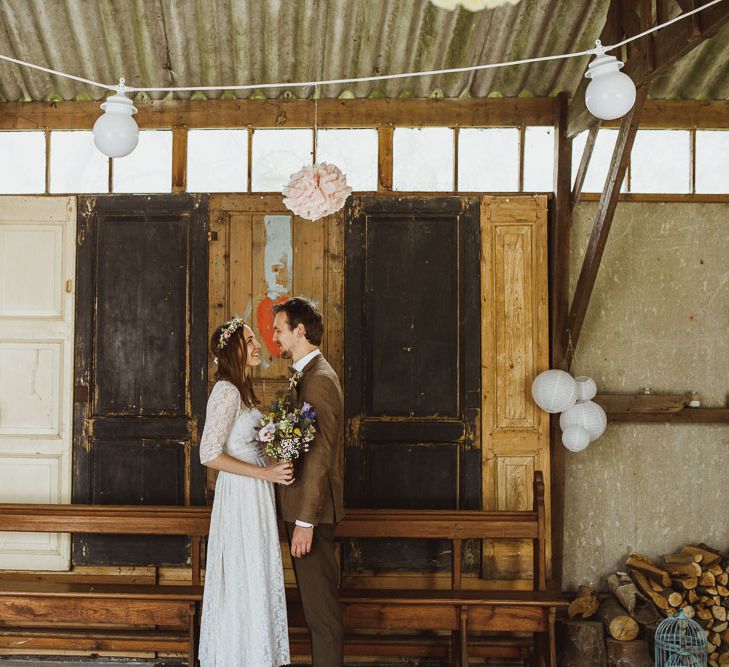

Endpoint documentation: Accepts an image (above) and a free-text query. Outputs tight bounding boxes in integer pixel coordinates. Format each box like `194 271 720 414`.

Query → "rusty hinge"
65 279 73 293
74 385 89 403
208 231 218 242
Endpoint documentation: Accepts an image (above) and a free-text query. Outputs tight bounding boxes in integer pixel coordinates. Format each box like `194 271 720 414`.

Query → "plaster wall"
563 201 729 590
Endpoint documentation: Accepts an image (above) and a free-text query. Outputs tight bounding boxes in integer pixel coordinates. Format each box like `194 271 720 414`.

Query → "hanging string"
0 0 723 95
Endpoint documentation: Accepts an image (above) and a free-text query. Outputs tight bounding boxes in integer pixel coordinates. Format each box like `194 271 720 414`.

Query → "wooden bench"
0 471 564 665
328 470 566 666
0 505 209 664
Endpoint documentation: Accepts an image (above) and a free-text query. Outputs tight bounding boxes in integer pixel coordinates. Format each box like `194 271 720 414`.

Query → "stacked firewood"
624 545 729 664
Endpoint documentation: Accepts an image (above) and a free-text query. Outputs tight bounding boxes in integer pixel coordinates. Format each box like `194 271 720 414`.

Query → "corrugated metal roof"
0 0 726 104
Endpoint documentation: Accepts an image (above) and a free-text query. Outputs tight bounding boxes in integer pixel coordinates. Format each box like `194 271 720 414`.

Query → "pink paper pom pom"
282 162 352 221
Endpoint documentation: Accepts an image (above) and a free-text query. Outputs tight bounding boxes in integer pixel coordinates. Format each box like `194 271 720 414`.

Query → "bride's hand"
262 461 295 485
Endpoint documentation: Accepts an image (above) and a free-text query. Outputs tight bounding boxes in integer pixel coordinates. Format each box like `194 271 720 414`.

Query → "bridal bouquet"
257 396 317 462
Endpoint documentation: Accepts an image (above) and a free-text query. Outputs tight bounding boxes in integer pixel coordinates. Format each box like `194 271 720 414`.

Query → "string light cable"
1 0 723 157
0 0 723 95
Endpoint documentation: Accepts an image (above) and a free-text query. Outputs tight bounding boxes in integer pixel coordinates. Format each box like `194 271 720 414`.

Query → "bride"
198 316 293 666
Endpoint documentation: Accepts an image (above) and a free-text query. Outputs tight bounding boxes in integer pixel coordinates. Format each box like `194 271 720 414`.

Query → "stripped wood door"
344 195 481 575
480 196 551 584
73 195 208 565
0 197 76 570
207 195 344 496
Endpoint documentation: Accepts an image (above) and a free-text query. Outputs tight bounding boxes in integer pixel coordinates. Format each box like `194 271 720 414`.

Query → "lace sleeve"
199 382 241 464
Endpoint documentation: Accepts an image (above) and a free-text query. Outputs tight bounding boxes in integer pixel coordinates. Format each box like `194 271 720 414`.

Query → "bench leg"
538 606 557 667
188 602 197 666
459 605 468 667
547 607 557 667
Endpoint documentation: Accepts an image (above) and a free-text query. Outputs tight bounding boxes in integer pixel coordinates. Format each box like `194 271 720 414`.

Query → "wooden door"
0 197 76 570
480 196 550 583
344 196 481 574
73 195 208 565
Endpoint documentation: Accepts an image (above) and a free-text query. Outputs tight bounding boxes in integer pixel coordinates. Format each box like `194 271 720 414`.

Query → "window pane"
187 129 247 192
393 127 454 191
458 128 518 192
696 131 729 194
571 129 625 193
50 131 108 193
112 131 172 193
252 129 313 192
523 126 554 192
0 131 46 194
316 129 377 192
630 130 690 194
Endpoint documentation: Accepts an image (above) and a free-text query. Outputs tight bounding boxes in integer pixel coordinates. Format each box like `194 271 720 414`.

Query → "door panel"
73 195 208 566
0 196 76 570
344 195 481 575
480 196 550 582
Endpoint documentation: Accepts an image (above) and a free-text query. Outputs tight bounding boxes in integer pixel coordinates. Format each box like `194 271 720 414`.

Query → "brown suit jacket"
277 353 344 525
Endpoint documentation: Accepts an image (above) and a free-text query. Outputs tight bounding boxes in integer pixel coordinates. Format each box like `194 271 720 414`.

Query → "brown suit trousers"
286 521 343 666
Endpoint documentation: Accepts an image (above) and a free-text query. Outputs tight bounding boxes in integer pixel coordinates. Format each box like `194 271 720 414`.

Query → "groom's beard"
280 348 292 360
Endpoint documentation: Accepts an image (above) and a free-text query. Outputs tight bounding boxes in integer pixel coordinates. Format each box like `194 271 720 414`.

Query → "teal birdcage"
655 610 708 666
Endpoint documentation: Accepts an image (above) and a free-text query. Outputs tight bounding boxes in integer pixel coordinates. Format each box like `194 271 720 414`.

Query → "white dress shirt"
292 349 321 528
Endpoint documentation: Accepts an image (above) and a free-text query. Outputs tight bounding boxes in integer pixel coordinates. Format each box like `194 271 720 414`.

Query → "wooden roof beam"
567 0 729 137
563 86 649 369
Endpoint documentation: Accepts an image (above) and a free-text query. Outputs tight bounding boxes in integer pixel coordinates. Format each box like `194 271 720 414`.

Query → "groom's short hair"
273 297 324 346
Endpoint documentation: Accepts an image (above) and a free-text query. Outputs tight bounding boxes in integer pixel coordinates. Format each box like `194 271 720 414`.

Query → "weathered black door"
344 196 481 572
73 195 208 565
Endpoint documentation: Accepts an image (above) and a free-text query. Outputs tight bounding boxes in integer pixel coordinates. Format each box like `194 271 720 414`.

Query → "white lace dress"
198 380 290 667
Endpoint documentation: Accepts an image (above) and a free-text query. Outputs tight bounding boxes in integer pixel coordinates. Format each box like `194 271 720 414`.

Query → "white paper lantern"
574 376 597 402
560 400 607 441
92 82 139 158
531 370 577 414
584 42 637 121
562 425 590 452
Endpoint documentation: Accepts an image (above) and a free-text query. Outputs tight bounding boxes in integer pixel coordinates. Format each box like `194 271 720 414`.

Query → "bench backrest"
0 471 546 591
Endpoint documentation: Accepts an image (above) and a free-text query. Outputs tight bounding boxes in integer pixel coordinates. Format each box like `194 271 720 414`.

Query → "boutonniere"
289 371 304 391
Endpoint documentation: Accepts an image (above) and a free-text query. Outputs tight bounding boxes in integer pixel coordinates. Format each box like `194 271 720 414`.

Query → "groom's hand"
290 525 313 558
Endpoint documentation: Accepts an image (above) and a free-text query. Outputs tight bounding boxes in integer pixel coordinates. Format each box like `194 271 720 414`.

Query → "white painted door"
0 196 76 570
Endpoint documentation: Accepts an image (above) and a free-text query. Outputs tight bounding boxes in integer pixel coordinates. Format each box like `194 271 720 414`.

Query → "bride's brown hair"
210 320 259 408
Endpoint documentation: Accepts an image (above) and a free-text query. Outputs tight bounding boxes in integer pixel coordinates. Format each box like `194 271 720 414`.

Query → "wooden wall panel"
481 196 550 583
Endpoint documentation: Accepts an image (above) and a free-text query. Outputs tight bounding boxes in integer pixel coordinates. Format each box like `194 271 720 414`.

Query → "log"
557 619 608 667
606 637 653 667
598 596 640 641
626 553 672 586
682 545 722 567
664 552 702 565
702 571 718 588
608 573 661 625
667 561 703 578
713 605 728 622
683 604 696 619
678 577 699 590
569 584 600 619
608 574 640 615
717 572 729 587
630 570 670 613
668 591 684 608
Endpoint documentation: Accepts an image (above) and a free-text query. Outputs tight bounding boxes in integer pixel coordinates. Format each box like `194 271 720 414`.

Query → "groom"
272 297 344 666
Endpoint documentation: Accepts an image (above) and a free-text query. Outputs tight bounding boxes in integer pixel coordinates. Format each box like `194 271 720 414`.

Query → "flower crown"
218 316 246 349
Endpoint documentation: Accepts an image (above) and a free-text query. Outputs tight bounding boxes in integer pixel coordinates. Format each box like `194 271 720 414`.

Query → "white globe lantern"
560 400 607 442
574 376 597 402
584 41 637 121
562 425 590 452
531 369 577 414
93 79 139 158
